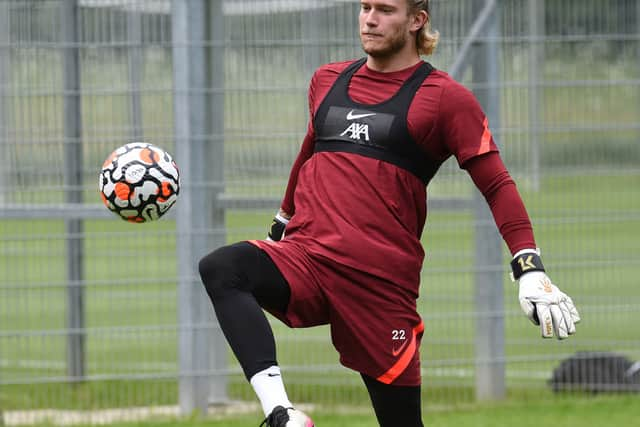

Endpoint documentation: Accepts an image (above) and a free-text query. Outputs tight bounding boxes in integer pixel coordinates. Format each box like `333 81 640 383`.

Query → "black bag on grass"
549 351 640 393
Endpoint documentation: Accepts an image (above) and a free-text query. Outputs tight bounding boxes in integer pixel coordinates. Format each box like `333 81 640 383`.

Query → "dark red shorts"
249 239 424 386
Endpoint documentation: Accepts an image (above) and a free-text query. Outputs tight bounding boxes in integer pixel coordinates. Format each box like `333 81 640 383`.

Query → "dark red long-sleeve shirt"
254 59 535 293
281 60 535 255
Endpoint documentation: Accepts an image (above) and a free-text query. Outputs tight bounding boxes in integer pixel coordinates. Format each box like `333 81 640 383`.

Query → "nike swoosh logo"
346 110 376 120
267 373 281 377
391 339 410 356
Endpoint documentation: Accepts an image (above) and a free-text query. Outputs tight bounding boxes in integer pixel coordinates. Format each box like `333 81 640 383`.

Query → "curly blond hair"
408 0 440 56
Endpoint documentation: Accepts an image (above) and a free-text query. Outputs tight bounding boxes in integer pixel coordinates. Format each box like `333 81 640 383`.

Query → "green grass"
420 394 640 427
7 394 637 427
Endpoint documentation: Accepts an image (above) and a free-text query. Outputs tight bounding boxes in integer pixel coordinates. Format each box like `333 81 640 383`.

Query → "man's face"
359 0 414 58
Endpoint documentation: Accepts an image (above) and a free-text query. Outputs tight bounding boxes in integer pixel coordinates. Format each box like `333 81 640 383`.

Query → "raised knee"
199 250 219 283
199 248 230 300
199 244 247 301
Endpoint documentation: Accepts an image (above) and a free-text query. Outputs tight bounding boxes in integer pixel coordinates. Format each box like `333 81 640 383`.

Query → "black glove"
267 212 290 241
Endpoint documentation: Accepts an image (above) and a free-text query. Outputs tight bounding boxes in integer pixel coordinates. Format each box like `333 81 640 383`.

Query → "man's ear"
411 10 428 32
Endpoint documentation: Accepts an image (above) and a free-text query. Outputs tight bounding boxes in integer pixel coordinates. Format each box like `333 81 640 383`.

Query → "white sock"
249 366 293 417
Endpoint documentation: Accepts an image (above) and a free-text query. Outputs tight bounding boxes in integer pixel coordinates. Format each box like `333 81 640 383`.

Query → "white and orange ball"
99 142 180 223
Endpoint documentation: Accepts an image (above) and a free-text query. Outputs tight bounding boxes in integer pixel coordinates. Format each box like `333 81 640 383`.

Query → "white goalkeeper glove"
511 249 581 340
266 211 290 242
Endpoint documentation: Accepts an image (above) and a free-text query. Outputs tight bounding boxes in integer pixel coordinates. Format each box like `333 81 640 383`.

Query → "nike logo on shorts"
392 339 410 356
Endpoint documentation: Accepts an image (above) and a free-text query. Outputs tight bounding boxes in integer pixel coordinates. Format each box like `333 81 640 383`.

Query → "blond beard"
362 31 409 58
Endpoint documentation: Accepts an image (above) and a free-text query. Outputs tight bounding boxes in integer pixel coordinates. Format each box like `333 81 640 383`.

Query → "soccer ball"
99 142 180 223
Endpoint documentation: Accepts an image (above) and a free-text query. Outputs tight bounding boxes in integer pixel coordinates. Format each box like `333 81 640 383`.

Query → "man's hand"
518 271 581 339
511 249 580 340
266 210 290 241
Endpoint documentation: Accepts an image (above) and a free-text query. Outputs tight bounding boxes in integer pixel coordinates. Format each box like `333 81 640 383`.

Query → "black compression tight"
199 242 424 426
198 242 291 380
361 374 424 427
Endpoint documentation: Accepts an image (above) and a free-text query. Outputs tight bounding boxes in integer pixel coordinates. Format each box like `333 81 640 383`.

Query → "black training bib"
313 58 440 185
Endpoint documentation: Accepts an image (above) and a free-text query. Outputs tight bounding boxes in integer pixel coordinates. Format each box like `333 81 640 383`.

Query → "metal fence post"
528 0 544 190
472 0 505 401
0 0 9 204
62 0 86 382
173 0 226 415
302 8 326 77
637 0 640 138
127 7 144 142
206 0 228 406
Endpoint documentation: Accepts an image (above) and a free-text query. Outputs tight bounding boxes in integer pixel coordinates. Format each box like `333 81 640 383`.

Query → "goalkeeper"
198 1 580 426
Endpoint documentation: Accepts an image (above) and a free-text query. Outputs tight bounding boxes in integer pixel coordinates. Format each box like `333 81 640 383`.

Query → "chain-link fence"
1 0 639 421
